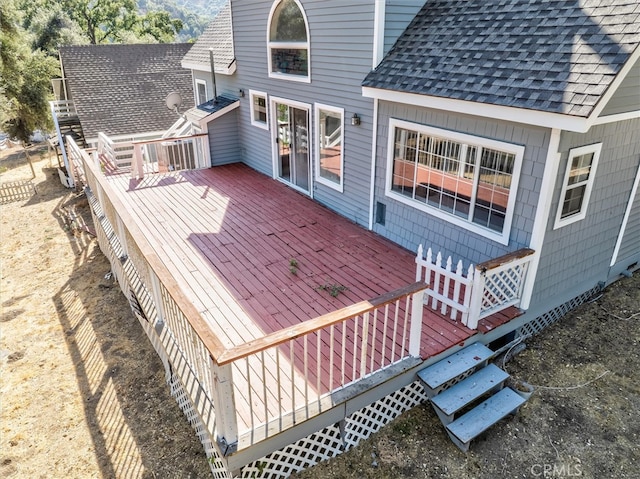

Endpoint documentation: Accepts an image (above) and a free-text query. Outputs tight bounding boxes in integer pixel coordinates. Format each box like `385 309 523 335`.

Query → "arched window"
268 0 310 81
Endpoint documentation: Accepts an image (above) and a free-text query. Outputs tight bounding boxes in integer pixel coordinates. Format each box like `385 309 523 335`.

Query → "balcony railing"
95 132 210 178
416 245 534 329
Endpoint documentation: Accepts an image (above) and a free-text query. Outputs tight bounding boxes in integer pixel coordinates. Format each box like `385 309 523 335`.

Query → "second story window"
195 79 208 105
268 0 310 82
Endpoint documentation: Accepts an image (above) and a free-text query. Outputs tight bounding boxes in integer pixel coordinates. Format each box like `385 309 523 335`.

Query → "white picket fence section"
416 245 535 329
415 245 474 324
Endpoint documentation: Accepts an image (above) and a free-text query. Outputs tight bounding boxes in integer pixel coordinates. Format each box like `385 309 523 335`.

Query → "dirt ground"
1 145 639 479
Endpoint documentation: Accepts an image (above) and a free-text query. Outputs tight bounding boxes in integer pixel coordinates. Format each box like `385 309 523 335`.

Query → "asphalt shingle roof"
181 1 234 72
59 43 193 140
363 0 640 117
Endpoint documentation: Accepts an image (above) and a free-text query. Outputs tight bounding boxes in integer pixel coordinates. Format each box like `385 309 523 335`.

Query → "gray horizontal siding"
226 0 378 227
372 101 549 264
383 1 424 57
532 118 640 305
208 109 241 166
599 57 640 116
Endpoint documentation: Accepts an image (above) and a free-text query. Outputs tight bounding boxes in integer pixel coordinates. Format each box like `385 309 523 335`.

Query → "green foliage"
289 258 298 275
0 0 59 142
316 282 349 298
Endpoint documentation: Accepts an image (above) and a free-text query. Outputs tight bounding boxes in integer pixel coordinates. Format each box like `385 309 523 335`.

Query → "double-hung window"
195 79 208 105
554 143 602 229
315 104 344 191
267 0 310 82
386 119 524 244
250 90 269 129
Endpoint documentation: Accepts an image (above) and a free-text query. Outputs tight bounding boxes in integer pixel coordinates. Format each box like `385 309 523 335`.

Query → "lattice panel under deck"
169 373 231 479
516 284 602 339
237 381 429 478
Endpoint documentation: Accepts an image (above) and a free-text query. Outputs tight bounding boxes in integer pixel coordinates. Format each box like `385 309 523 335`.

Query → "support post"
408 290 424 357
211 360 238 456
467 268 485 329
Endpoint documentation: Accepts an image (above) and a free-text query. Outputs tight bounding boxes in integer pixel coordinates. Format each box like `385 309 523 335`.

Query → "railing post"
467 267 486 329
211 360 238 456
132 144 144 179
408 290 424 357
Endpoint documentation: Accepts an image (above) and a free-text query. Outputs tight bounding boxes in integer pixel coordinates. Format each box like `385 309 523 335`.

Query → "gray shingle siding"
531 118 640 306
617 182 640 264
371 101 549 264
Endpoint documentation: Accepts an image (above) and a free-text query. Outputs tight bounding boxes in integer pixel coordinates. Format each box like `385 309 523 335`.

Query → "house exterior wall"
383 1 424 57
531 118 640 309
208 109 241 166
616 177 640 266
371 101 550 264
220 0 381 227
599 57 640 116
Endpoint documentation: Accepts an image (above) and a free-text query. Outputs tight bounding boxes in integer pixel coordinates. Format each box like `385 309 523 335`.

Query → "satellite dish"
165 91 183 114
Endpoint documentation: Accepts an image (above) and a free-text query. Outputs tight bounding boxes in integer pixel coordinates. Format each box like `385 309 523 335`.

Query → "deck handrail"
216 281 428 366
81 137 430 455
80 142 227 359
131 133 208 145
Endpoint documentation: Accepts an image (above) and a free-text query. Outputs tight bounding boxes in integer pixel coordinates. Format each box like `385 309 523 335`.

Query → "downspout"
520 128 562 309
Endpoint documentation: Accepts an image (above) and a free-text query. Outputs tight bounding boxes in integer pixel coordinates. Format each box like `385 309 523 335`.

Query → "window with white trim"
386 119 524 244
554 143 602 229
315 104 344 191
267 0 310 81
249 90 269 129
195 79 208 105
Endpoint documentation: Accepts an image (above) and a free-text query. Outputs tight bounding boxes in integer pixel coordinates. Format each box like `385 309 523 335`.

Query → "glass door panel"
275 101 310 193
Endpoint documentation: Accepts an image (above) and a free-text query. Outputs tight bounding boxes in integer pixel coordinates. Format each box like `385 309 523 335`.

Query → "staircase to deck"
417 342 527 452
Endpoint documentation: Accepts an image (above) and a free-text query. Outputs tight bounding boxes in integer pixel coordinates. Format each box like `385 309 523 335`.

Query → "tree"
0 0 59 143
56 0 183 44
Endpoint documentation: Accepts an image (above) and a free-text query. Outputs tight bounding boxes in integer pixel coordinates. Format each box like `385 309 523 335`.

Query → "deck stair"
417 342 527 451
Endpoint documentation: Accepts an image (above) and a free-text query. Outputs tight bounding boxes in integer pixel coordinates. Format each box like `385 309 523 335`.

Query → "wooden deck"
104 163 516 358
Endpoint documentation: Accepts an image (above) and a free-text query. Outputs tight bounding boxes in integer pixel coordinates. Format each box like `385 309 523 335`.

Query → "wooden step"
445 387 526 452
431 363 509 423
417 342 493 396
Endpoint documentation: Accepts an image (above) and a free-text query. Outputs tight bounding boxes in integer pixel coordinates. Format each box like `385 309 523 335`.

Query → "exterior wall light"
351 113 361 126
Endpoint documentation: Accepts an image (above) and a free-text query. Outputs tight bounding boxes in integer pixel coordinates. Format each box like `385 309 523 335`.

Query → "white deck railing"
95 132 210 178
416 245 535 329
214 282 427 449
79 141 427 459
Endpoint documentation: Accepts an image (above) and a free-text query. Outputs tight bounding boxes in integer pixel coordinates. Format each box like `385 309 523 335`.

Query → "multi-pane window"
315 104 344 191
250 90 268 129
554 143 602 229
268 0 309 81
387 119 524 243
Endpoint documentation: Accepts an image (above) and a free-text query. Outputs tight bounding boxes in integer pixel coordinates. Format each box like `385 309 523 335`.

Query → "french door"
273 99 311 194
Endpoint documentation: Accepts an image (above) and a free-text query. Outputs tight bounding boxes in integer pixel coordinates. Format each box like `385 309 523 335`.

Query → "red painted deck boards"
102 164 522 431
106 164 518 351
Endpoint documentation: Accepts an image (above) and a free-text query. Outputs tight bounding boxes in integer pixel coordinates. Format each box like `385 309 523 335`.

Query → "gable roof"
59 43 193 140
181 1 235 74
363 0 640 119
